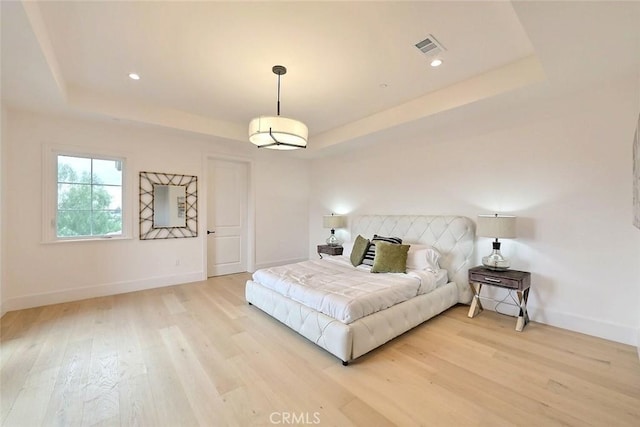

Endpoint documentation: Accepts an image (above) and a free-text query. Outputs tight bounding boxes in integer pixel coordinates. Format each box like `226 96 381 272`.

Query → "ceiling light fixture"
430 59 443 67
248 65 308 150
128 73 140 80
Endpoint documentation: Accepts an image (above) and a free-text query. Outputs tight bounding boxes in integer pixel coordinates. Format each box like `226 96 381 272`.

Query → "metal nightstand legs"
515 288 530 332
468 283 483 318
468 282 530 332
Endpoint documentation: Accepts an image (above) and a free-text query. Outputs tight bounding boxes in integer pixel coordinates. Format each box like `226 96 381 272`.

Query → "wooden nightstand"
467 266 531 331
317 244 343 259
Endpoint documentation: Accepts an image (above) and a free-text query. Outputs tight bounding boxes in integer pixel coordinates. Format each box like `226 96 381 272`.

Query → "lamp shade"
323 214 347 229
477 214 516 238
249 117 308 150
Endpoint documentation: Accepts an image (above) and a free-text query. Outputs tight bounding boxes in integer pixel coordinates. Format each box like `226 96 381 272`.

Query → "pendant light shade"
248 65 307 150
249 116 308 150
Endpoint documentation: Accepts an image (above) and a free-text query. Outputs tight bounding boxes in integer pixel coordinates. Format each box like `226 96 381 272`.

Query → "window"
55 154 124 239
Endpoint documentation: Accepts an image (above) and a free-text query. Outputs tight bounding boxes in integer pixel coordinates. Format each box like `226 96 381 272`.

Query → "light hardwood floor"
2 273 639 426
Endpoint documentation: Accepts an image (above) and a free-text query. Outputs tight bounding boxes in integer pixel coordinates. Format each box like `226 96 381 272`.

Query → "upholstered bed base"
246 215 475 364
246 279 459 364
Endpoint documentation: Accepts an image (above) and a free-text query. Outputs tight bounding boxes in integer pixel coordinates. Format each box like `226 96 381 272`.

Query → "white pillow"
406 244 441 272
341 241 354 258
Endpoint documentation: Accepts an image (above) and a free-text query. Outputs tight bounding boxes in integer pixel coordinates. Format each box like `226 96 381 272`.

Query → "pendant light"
248 65 308 150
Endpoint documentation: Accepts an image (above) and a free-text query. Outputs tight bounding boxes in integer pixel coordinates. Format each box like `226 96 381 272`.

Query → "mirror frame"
139 171 198 239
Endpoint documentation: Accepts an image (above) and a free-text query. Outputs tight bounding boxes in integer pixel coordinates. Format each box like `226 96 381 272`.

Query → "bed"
245 215 475 365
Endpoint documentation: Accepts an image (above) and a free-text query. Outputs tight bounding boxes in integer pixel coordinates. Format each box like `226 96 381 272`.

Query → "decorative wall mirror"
139 171 198 239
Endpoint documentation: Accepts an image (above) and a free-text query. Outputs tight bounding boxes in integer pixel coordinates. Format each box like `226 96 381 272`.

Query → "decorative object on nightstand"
317 244 343 259
323 213 347 246
467 266 531 331
476 214 516 270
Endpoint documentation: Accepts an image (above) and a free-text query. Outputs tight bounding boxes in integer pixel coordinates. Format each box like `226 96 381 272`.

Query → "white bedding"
252 256 448 324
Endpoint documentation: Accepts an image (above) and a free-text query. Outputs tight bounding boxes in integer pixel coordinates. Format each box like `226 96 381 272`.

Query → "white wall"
310 77 640 345
254 158 310 269
2 109 309 312
1 107 6 316
637 117 640 360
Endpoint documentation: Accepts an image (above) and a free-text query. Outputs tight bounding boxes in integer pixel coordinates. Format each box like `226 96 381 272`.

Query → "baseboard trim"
2 271 204 313
527 306 637 346
477 293 637 346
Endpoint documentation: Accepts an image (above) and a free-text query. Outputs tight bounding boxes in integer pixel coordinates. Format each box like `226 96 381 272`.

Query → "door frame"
201 154 255 278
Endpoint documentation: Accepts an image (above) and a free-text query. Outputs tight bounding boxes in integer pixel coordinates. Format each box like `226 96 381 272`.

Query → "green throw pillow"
371 241 410 273
350 235 370 267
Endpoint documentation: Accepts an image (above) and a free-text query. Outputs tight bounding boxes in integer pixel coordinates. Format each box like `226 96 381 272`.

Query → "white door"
207 159 248 277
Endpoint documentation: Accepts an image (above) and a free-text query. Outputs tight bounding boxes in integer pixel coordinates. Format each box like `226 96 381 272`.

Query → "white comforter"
252 256 447 324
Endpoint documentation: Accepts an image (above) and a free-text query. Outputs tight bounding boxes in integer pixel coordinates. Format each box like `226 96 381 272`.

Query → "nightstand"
317 244 343 259
467 266 531 331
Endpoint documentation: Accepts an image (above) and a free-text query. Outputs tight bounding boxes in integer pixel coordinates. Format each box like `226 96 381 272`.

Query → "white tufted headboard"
351 215 475 303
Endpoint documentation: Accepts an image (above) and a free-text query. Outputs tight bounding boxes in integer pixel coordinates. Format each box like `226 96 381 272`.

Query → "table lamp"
323 214 347 246
477 214 516 270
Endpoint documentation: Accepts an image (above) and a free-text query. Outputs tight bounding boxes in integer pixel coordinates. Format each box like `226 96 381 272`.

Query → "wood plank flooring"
2 273 639 426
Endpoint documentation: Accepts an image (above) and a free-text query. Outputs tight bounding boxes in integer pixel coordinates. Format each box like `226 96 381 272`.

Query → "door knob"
207 230 215 235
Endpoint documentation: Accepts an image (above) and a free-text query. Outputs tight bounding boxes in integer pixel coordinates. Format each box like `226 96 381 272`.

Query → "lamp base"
326 230 341 246
482 250 510 270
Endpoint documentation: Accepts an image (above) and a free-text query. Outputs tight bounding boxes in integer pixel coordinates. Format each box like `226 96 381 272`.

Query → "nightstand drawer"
469 272 520 289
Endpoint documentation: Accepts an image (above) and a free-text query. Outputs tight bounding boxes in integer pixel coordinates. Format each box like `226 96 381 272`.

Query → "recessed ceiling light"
128 73 140 80
430 59 443 67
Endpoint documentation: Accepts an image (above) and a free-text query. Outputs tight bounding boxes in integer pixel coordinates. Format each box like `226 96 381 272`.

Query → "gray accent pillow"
371 241 410 273
350 235 370 266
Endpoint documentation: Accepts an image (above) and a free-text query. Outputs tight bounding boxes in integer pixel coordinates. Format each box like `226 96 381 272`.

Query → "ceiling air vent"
415 34 445 57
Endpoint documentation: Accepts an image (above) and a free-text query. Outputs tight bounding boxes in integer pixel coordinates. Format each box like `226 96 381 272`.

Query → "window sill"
42 235 133 244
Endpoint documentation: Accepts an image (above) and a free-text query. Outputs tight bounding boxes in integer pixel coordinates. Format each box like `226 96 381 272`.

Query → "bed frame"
245 215 475 365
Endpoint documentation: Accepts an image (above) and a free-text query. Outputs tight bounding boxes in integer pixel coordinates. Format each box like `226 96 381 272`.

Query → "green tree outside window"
57 156 123 237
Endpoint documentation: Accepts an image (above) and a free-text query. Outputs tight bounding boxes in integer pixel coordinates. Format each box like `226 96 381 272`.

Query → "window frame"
42 145 132 243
